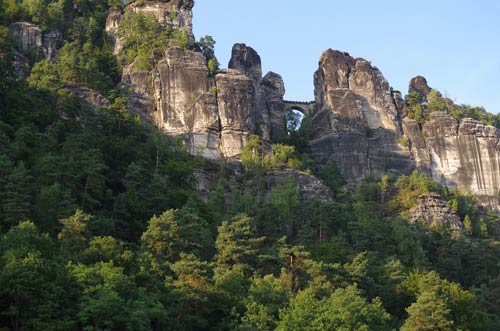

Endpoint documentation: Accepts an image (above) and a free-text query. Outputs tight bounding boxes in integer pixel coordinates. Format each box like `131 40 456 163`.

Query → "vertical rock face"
228 43 262 82
9 22 42 53
405 111 500 204
122 47 221 159
215 69 254 157
402 77 500 206
105 7 122 54
228 43 286 147
311 49 413 183
9 22 61 62
259 72 286 142
156 47 220 158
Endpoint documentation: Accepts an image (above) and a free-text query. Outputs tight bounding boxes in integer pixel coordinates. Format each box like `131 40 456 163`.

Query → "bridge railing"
283 100 316 105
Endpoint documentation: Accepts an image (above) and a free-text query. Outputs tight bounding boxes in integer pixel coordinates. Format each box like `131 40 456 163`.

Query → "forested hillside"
1 1 500 330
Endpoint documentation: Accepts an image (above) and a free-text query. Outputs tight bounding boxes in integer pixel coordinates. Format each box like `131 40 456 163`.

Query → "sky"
193 0 500 113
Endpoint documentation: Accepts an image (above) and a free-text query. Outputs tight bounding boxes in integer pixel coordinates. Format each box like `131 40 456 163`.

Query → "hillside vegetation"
1 1 500 330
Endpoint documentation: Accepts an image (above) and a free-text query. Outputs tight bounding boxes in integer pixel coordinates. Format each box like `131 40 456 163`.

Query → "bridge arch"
283 100 316 115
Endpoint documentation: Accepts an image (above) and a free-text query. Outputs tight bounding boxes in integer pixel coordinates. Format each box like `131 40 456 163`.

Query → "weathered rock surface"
409 192 463 231
409 76 432 96
105 6 122 54
228 43 286 148
229 43 262 83
65 86 111 109
122 47 221 159
404 111 500 205
9 22 42 53
106 0 195 55
216 69 254 157
9 22 61 61
310 49 413 183
259 72 286 142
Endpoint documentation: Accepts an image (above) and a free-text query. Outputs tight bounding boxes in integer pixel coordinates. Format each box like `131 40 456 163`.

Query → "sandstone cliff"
102 1 500 208
112 0 286 160
403 79 500 206
310 49 413 183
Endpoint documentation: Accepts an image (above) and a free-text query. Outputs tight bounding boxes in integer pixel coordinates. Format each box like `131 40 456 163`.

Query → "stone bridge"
283 100 316 115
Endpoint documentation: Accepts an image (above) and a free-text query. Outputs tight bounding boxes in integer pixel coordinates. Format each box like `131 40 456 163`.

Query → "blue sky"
193 1 500 113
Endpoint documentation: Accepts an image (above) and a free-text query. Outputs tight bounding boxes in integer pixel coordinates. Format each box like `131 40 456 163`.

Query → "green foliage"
117 11 193 72
241 134 302 171
276 285 391 331
198 35 219 76
392 170 440 210
404 88 500 128
1 10 499 326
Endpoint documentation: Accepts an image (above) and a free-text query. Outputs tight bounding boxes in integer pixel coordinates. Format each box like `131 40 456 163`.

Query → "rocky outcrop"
409 76 432 96
122 47 221 159
265 170 332 202
106 0 195 55
65 86 111 109
215 69 254 157
409 192 463 231
105 7 122 54
310 49 413 183
193 161 332 203
402 77 500 207
228 43 286 148
229 43 262 83
405 112 500 205
259 72 286 142
9 22 61 62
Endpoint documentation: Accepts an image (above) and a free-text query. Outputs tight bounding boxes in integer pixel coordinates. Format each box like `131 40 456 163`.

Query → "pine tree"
401 290 454 331
1 161 33 228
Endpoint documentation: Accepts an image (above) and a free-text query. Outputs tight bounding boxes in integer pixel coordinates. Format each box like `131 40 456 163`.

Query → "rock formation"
9 22 61 61
227 43 286 147
106 0 195 55
310 49 413 183
193 162 332 203
409 192 463 231
404 112 500 206
402 78 500 207
112 0 285 160
102 0 500 208
65 86 111 109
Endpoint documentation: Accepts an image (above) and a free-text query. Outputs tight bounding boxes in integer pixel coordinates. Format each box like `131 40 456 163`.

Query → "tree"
58 209 91 256
198 35 219 76
241 134 262 168
168 253 220 331
276 285 391 331
401 290 454 331
427 89 448 113
0 222 78 331
215 214 264 277
0 161 33 228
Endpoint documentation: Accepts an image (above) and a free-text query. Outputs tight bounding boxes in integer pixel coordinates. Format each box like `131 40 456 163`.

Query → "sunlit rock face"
408 112 500 206
311 49 413 183
403 77 500 207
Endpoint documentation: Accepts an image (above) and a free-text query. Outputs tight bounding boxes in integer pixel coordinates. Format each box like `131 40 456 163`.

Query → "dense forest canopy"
1 1 500 330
